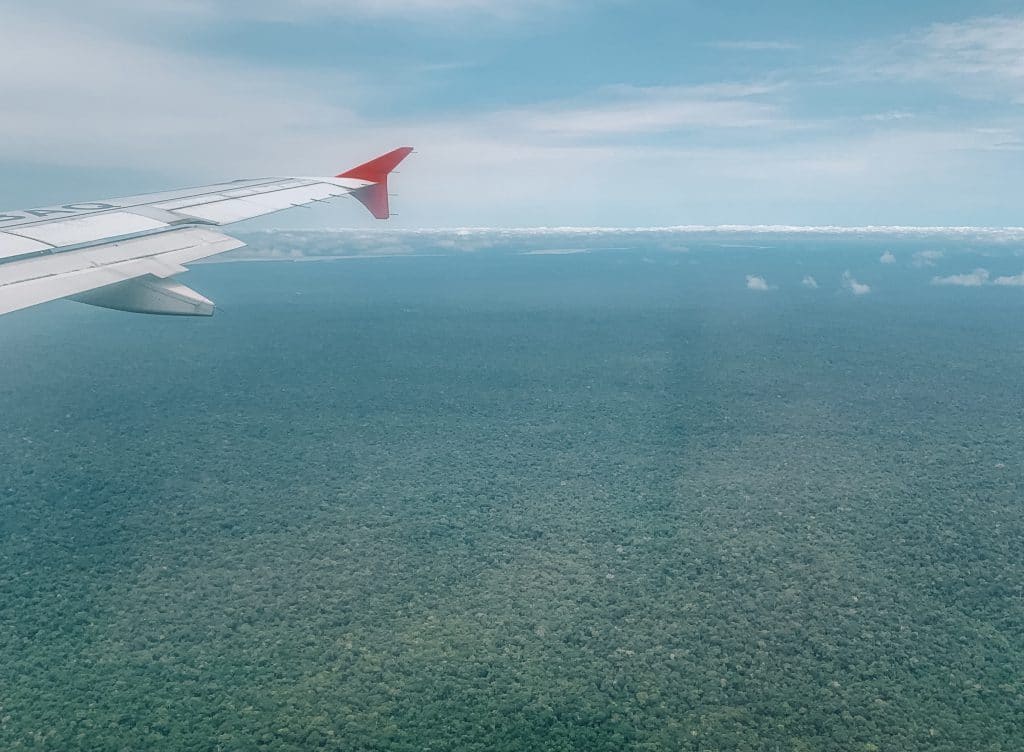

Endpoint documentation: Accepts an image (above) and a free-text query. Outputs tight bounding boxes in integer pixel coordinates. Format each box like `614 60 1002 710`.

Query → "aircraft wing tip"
337 147 414 219
336 147 414 183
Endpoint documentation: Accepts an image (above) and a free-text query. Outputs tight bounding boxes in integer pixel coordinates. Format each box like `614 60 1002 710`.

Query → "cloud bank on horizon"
3 2 1024 228
218 227 1024 302
231 226 1024 260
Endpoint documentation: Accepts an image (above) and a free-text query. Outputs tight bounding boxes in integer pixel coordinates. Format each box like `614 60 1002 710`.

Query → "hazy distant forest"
2 241 1022 750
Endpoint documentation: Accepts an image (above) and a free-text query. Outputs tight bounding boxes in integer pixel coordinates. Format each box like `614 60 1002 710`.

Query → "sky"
3 1 1024 228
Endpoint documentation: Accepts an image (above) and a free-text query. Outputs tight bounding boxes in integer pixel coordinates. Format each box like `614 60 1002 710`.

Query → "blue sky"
3 1 1024 227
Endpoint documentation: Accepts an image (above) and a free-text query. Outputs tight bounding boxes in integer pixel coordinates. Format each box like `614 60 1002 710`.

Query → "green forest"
2 248 1022 750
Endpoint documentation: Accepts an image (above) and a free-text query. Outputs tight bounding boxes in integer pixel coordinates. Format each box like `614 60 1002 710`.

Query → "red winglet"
337 147 413 183
337 147 413 220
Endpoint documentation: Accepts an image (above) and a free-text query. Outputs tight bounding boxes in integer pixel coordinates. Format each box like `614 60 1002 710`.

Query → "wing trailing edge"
0 228 242 316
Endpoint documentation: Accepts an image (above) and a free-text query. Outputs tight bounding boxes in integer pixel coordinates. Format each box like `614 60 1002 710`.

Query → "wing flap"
0 228 243 315
7 212 169 248
1 261 155 315
0 233 51 261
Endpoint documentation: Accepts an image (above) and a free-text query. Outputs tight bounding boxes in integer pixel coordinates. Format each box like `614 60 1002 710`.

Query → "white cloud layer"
229 229 1024 268
993 273 1024 286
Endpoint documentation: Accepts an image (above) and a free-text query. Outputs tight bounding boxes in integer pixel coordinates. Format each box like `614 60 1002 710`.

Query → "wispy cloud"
711 41 798 51
6 6 1024 228
842 271 871 295
912 250 944 267
862 111 915 122
0 7 366 177
880 251 896 264
508 83 788 137
284 0 557 14
932 268 989 286
0 6 814 226
802 275 819 288
86 0 562 21
863 15 1024 101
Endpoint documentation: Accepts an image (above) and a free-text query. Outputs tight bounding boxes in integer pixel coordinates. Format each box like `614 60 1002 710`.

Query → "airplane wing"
0 147 413 317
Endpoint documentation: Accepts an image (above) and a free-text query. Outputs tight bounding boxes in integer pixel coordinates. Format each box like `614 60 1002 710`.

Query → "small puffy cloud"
111 0 559 21
994 273 1024 286
912 250 944 267
932 268 989 286
842 271 871 295
802 275 819 288
746 275 771 291
880 251 896 264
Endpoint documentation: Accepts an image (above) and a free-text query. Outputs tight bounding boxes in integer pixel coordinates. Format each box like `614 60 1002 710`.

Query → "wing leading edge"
0 147 414 317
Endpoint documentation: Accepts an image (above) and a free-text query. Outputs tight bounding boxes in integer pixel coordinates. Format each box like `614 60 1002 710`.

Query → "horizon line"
246 225 1024 236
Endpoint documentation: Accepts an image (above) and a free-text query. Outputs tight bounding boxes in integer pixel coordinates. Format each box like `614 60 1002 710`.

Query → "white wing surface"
0 147 413 317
